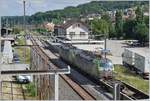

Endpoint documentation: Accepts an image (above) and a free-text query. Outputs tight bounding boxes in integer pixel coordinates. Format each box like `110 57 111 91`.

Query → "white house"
54 20 89 40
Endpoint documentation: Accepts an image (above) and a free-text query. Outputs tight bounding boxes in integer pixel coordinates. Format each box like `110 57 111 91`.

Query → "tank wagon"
58 44 114 79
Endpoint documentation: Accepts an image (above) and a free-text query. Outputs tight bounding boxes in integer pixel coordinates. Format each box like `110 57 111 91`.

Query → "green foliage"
123 19 136 39
135 6 144 24
16 36 25 45
35 28 48 33
109 24 116 38
92 19 109 36
101 13 111 23
115 10 124 38
1 1 149 44
134 23 149 44
13 27 21 34
114 65 149 94
15 37 31 63
121 5 149 43
52 18 63 24
144 16 149 27
101 13 116 38
1 1 148 25
63 6 81 18
78 1 103 15
25 83 36 97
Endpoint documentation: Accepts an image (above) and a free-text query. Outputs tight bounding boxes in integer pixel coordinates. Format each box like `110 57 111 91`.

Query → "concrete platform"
73 44 104 52
0 64 29 71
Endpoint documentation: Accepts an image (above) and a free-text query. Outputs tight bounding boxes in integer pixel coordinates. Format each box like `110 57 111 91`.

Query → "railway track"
42 37 149 100
121 81 149 100
98 79 149 100
30 36 96 100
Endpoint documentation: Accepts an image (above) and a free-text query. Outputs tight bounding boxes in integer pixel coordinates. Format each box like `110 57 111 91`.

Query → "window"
80 32 85 35
80 32 85 37
69 32 75 35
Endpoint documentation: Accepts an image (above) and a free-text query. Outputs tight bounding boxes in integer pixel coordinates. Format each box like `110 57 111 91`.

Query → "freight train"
49 41 114 79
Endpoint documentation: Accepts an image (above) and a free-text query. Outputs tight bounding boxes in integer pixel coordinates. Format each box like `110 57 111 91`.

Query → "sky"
0 0 93 16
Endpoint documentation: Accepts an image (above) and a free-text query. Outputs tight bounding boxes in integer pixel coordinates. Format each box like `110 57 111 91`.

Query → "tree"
92 19 109 39
135 23 149 45
135 6 144 24
123 19 136 39
2 1 148 26
144 16 149 28
115 10 123 38
109 24 116 38
134 6 148 45
101 13 111 23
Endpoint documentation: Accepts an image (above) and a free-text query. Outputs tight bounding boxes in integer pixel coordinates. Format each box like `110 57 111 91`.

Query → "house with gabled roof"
54 20 89 40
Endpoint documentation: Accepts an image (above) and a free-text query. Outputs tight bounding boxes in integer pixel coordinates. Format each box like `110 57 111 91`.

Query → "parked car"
15 75 31 83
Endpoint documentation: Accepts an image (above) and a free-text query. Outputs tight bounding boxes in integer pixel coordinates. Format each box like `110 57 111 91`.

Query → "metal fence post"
113 82 121 100
55 74 59 101
0 15 2 100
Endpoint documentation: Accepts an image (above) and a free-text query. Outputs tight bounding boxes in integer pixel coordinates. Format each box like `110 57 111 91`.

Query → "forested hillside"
1 1 148 25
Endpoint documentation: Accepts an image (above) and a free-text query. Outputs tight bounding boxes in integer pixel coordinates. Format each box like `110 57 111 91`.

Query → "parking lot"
106 40 149 65
106 40 128 64
72 39 130 65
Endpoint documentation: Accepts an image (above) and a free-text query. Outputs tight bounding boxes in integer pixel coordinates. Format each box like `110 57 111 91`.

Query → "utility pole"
104 35 107 59
23 0 26 33
6 18 8 36
89 18 93 43
0 16 2 100
23 0 26 63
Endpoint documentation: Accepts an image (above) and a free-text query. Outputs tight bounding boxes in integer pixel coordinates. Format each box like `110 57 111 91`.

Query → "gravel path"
59 76 82 100
69 68 113 100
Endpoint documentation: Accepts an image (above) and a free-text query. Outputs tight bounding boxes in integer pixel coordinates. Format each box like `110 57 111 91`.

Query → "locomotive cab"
99 59 114 79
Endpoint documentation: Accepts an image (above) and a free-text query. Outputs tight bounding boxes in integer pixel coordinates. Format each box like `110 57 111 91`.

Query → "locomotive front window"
100 61 113 71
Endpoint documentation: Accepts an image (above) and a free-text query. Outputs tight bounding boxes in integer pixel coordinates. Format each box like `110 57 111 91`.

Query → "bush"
25 83 36 97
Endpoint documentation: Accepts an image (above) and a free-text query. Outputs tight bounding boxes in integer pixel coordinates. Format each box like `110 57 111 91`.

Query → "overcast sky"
0 0 94 16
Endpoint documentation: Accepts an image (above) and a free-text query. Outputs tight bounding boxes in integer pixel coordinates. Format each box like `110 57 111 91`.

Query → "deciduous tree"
115 10 123 38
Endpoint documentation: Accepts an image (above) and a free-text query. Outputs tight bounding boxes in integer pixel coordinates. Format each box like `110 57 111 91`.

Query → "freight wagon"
122 48 149 79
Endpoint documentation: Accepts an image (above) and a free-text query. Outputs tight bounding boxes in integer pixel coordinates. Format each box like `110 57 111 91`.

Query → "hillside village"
0 1 149 100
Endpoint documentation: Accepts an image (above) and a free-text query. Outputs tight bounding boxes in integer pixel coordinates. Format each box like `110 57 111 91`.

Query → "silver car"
15 75 31 83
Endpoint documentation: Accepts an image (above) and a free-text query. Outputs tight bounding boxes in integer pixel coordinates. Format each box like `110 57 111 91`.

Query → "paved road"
106 40 128 64
72 39 128 65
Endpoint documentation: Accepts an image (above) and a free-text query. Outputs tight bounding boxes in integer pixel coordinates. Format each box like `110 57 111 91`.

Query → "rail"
45 38 149 100
30 36 96 100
